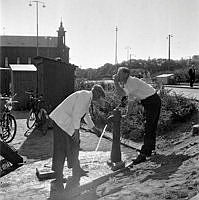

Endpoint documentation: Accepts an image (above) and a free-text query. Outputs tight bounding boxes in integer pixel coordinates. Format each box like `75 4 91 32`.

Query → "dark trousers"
190 76 195 87
141 93 161 156
51 120 80 177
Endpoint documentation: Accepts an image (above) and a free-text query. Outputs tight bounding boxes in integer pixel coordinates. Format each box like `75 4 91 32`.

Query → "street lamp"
29 1 45 96
29 0 46 56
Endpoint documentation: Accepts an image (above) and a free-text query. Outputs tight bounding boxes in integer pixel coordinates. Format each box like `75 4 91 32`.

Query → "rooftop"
0 35 68 48
9 64 37 71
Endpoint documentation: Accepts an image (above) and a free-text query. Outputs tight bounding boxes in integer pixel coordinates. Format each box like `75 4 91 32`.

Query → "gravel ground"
1 111 199 200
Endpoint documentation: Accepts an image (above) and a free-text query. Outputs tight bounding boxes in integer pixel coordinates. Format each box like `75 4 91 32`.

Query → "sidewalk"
164 84 199 101
165 84 199 90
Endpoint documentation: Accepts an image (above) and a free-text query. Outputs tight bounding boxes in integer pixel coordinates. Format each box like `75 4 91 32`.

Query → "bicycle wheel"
1 114 17 143
26 109 36 129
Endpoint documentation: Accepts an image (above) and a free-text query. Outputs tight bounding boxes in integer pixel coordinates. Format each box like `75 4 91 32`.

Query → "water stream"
91 124 108 165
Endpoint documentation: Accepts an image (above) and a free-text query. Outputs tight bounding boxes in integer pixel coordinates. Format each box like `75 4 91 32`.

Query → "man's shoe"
72 167 89 178
79 168 89 176
133 153 146 165
107 159 113 167
111 161 125 171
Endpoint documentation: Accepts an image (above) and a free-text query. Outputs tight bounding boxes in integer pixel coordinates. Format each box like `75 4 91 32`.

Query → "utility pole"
115 26 118 65
125 46 131 61
129 53 136 64
168 34 173 62
167 34 173 70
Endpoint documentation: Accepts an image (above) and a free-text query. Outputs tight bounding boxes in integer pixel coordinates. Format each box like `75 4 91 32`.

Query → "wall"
12 71 37 110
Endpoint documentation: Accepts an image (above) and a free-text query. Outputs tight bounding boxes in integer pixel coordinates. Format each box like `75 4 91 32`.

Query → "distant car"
192 55 199 63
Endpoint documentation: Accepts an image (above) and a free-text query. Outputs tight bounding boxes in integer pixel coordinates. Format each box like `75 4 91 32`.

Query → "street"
165 85 199 100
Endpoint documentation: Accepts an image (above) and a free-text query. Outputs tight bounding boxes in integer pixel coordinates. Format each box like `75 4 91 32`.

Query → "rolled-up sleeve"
72 95 82 130
72 92 93 130
84 112 94 129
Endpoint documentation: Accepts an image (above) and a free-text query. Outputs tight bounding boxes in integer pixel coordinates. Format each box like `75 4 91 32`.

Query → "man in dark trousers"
188 64 196 87
49 85 105 181
113 67 161 165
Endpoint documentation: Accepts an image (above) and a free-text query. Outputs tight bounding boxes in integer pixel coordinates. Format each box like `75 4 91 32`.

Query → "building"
9 64 37 110
156 73 175 85
33 56 76 112
0 21 69 67
0 58 76 111
0 21 76 111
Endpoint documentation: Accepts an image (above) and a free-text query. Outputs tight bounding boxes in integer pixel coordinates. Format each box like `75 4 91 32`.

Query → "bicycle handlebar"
25 91 44 100
25 91 34 95
0 97 10 100
1 93 17 101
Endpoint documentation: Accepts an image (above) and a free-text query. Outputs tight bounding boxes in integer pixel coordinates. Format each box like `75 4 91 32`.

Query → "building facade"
0 21 69 67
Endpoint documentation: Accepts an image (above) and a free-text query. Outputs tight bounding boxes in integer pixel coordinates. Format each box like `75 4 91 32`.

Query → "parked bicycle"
25 91 49 135
0 94 17 143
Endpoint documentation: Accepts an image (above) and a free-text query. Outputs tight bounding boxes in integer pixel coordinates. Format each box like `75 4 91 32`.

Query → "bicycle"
25 91 49 135
0 94 17 143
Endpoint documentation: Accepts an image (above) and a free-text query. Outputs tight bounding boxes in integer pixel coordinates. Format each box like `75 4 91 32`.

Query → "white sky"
1 0 199 68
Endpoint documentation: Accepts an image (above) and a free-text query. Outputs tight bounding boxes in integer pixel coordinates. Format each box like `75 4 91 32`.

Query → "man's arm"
84 107 102 137
72 129 80 144
113 74 126 97
84 112 95 129
72 94 83 130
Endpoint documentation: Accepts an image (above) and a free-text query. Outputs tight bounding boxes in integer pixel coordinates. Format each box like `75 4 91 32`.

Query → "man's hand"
92 126 102 137
72 129 80 144
112 74 126 97
121 114 128 119
113 74 119 83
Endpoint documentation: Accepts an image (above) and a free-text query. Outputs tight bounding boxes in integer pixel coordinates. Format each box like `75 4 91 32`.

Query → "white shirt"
124 76 156 100
50 90 94 136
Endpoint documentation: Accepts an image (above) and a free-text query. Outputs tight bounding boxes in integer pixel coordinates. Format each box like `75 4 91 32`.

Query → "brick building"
0 21 69 67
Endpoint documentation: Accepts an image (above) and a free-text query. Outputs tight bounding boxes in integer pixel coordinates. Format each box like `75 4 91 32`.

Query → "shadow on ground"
140 153 191 182
47 177 110 200
18 128 53 160
12 110 29 120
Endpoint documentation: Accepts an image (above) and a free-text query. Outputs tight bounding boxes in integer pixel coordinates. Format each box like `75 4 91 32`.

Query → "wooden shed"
156 73 175 85
9 64 37 110
33 56 76 113
0 67 11 95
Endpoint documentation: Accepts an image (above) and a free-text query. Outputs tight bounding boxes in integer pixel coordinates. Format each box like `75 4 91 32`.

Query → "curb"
165 85 199 89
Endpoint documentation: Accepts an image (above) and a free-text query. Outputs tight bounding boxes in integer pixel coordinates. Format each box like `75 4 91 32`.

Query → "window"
28 57 31 64
5 57 8 67
17 57 20 64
